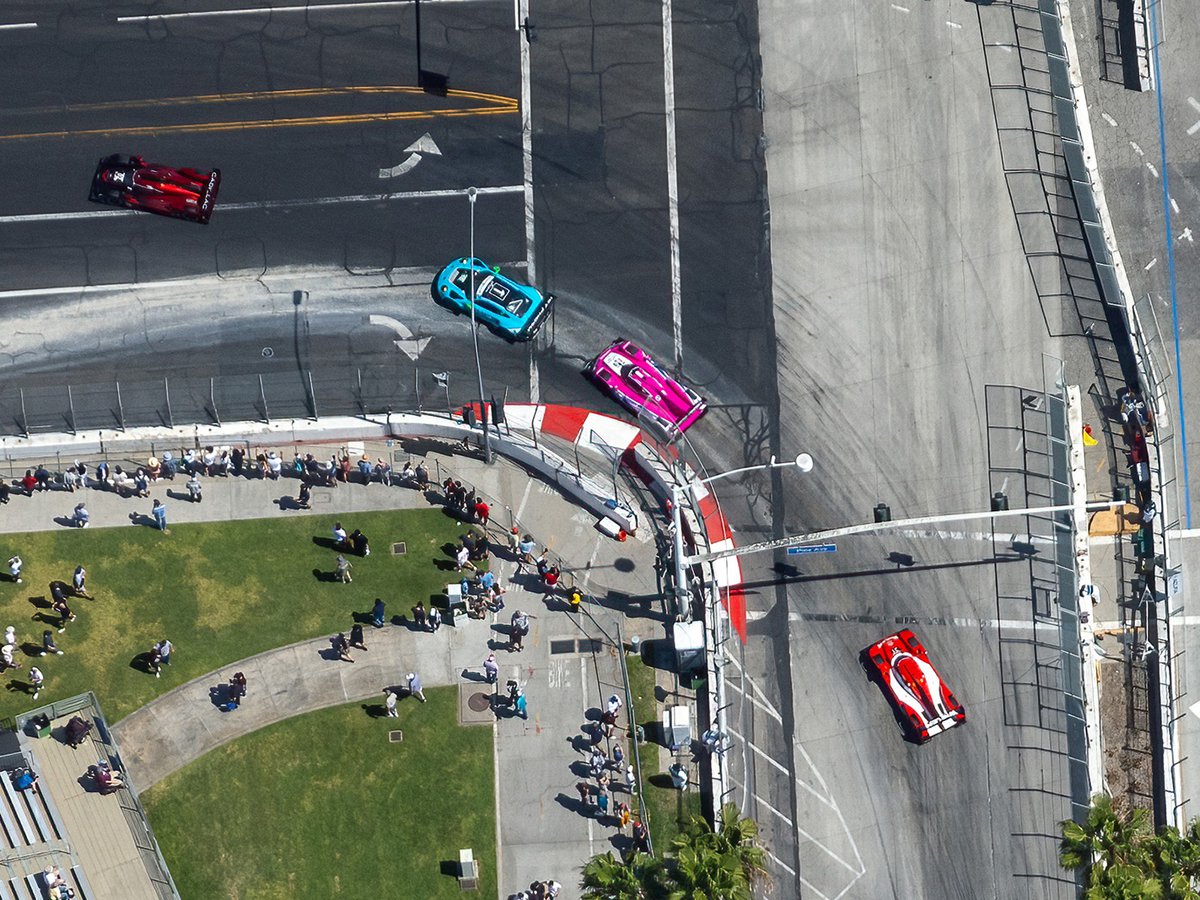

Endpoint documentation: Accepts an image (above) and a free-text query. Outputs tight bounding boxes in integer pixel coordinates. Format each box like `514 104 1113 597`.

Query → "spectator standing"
407 672 426 703
357 456 373 483
29 666 44 700
596 787 609 817
8 556 22 584
147 644 163 677
612 744 624 770
267 452 282 479
428 605 442 633
474 499 490 526
4 627 13 646
72 565 89 598
632 820 650 853
411 602 427 630
94 461 109 488
473 532 491 563
151 499 167 532
515 688 528 720
510 610 529 652
335 555 353 583
576 781 592 808
186 472 202 503
607 694 623 719
624 764 636 795
156 638 174 668
230 672 247 706
51 591 75 633
483 653 499 684
384 688 398 718
371 599 386 628
589 748 607 779
415 462 430 489
298 483 312 509
41 631 62 657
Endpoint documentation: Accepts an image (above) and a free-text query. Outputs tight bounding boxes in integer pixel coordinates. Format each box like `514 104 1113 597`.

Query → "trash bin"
30 715 51 739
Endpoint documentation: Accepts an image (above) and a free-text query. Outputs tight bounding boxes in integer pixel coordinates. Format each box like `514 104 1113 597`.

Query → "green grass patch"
141 689 495 899
625 654 702 851
0 509 474 721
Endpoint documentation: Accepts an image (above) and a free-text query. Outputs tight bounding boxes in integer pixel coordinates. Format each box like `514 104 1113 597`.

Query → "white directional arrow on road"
367 314 432 361
377 133 442 178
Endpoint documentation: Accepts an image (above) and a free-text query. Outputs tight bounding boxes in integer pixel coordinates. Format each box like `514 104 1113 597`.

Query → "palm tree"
1152 820 1200 899
1061 794 1153 886
580 851 664 900
664 804 766 899
1083 863 1163 899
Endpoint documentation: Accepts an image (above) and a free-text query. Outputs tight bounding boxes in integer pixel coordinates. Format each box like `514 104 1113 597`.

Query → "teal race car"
431 257 555 342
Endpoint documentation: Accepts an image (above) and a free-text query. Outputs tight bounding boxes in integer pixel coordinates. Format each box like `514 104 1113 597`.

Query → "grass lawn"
0 508 474 721
625 654 702 852
141 690 496 899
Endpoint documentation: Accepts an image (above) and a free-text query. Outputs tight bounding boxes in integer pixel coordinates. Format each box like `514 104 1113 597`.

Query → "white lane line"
786 611 1062 631
796 825 862 875
767 850 797 877
1101 112 1118 127
661 0 684 372
796 744 866 873
723 658 784 724
1130 141 1145 156
1147 162 1160 178
0 22 36 30
1146 257 1159 270
1188 97 1200 136
0 184 523 224
1171 197 1181 214
729 777 795 826
117 0 487 22
946 20 962 29
726 727 790 777
890 4 910 11
517 0 538 402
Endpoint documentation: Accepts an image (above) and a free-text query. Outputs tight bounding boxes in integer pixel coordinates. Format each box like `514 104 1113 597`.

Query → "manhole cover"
467 692 493 712
388 730 403 743
261 347 274 359
392 542 406 556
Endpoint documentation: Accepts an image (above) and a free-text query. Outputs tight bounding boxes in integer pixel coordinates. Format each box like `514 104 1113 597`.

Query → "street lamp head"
794 453 814 473
466 186 478 203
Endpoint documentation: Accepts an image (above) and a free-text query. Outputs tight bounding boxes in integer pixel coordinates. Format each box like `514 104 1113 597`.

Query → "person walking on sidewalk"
151 499 168 532
407 672 426 703
428 605 442 633
510 610 529 652
384 688 398 718
515 688 528 720
8 556 22 584
483 653 499 685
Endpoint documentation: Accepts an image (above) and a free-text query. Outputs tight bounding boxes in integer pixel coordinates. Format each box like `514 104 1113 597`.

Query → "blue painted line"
1149 2 1192 528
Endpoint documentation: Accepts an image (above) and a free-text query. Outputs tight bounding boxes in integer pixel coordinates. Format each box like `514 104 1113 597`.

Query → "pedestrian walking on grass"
151 499 168 532
407 672 426 703
483 653 498 685
428 605 442 633
72 565 89 598
349 623 367 650
335 555 353 583
411 602 427 630
372 598 386 628
29 667 43 700
148 644 163 677
384 688 398 717
40 631 62 657
156 638 173 668
8 556 22 584
50 594 75 633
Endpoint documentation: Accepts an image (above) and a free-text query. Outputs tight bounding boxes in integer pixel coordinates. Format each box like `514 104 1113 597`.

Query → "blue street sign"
786 544 837 555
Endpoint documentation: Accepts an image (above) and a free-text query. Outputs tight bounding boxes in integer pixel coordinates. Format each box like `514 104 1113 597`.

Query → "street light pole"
467 187 494 464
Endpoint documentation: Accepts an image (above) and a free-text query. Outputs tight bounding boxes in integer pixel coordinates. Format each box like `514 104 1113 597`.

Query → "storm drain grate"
388 730 403 743
392 542 406 556
550 638 604 655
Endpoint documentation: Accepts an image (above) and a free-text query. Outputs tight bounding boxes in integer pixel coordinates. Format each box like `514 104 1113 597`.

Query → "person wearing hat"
146 456 161 481
406 672 426 702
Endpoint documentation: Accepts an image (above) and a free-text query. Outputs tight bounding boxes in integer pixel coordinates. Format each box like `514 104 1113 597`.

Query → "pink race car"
584 339 708 439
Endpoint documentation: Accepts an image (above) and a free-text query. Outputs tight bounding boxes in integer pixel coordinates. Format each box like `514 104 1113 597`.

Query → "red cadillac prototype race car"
863 629 966 743
88 154 220 224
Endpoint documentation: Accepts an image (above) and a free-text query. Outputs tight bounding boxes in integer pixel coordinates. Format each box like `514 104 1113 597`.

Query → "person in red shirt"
474 499 490 526
20 470 36 496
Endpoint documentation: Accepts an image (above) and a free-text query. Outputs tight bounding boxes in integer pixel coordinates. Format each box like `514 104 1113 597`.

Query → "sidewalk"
0 439 665 898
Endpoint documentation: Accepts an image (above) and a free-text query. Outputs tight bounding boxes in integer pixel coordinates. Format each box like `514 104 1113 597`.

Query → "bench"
0 773 35 845
71 866 95 900
37 787 66 842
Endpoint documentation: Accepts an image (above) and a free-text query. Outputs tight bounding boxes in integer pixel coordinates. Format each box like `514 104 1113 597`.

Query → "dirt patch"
1099 658 1154 815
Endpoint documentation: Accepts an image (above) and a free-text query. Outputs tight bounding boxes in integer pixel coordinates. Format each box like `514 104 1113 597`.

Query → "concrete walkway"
2 439 665 898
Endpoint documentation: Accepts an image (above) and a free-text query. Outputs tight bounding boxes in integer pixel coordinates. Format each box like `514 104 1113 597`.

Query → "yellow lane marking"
0 86 518 141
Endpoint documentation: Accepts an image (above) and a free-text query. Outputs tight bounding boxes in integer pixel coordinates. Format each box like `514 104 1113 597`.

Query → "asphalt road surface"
0 0 1102 898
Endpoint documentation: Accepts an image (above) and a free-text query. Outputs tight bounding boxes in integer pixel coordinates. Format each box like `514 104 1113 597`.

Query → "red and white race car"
863 629 965 743
88 154 220 224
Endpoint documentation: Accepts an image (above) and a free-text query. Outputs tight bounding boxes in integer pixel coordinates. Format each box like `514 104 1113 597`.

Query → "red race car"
863 629 966 743
89 154 220 224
